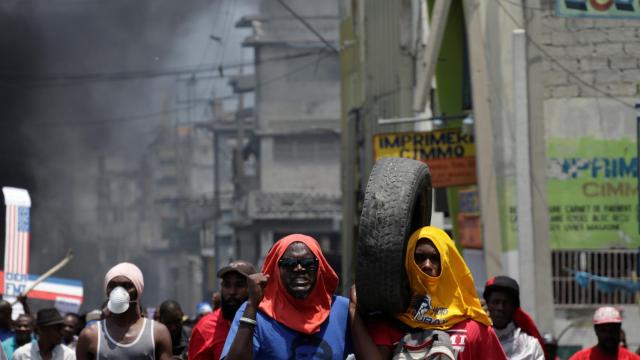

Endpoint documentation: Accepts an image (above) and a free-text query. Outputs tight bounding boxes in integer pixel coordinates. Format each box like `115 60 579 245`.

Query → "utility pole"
523 0 554 330
235 66 245 198
462 0 503 278
514 28 538 317
341 109 358 295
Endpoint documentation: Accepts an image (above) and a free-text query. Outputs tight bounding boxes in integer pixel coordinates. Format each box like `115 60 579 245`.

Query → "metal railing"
552 249 639 307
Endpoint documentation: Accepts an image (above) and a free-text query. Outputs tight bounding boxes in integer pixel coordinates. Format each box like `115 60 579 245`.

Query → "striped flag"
0 271 83 304
2 187 31 299
5 205 30 275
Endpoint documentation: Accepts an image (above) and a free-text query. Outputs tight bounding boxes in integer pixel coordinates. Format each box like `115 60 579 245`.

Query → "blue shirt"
0 330 13 342
2 335 34 360
221 295 351 359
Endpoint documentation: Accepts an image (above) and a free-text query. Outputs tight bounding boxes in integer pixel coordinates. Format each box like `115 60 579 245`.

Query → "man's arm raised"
153 321 173 360
76 324 98 360
349 285 391 360
224 273 269 360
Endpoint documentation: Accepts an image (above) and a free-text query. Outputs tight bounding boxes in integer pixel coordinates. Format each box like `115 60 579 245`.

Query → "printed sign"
547 137 640 248
457 187 482 249
0 271 84 303
557 0 640 18
373 129 477 187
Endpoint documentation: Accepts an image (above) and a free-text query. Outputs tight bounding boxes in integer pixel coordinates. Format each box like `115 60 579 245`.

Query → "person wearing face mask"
76 262 173 360
2 314 34 360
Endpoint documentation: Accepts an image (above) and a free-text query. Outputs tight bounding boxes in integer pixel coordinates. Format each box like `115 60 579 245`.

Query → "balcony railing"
552 249 639 307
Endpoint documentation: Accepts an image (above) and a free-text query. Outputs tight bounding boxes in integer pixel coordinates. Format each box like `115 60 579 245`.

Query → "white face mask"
107 286 133 314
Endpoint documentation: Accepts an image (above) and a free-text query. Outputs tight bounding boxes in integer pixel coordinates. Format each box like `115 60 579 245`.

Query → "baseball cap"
483 276 521 307
196 302 213 315
593 306 622 325
217 260 257 278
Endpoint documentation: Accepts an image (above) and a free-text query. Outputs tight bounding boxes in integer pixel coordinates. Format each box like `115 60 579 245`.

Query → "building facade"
233 0 343 273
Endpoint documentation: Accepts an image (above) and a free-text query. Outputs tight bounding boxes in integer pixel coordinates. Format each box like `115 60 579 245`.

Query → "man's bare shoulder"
151 319 170 336
79 322 99 340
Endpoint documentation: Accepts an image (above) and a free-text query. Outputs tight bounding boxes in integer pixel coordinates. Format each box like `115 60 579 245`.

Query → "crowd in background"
0 230 638 359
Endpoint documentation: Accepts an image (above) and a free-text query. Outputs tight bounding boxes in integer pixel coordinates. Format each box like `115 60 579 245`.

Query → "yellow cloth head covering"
395 226 491 330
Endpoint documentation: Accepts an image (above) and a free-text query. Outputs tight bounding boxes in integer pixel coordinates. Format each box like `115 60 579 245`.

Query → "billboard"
557 0 640 18
547 137 639 248
373 129 477 188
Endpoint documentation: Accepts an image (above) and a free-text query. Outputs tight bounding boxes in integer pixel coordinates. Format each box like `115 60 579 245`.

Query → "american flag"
4 205 30 275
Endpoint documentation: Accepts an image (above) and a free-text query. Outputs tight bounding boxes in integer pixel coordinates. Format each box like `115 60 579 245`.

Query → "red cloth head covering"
258 234 338 334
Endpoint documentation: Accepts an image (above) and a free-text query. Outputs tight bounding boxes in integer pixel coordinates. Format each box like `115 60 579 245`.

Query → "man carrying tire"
350 226 507 360
220 234 352 360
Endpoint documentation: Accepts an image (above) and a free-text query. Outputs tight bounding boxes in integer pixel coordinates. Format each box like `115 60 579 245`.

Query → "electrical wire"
274 0 339 54
0 104 197 128
495 0 636 110
2 50 335 128
0 51 322 88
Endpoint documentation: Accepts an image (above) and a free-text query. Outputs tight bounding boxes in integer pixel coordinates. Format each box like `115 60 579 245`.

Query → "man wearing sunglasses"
221 234 351 359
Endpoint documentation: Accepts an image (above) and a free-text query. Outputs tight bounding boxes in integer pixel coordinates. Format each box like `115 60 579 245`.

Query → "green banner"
547 137 639 249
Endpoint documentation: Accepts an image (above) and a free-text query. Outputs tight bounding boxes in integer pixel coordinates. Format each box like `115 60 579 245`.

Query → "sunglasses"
278 257 319 270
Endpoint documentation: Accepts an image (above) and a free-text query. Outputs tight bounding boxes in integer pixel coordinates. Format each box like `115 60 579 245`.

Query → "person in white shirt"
483 276 545 360
13 308 75 360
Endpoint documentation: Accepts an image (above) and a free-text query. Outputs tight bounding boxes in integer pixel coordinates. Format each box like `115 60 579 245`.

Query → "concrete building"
233 0 343 272
136 115 210 315
339 0 640 353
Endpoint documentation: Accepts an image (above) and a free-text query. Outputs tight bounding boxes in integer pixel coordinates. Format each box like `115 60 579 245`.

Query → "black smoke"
0 0 232 311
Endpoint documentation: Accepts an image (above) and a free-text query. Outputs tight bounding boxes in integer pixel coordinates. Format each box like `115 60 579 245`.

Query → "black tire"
356 157 432 313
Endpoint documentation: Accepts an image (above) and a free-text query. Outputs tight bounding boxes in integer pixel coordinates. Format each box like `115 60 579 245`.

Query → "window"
273 134 339 163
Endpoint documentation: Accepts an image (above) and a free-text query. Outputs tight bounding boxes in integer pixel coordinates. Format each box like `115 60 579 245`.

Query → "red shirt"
569 346 640 360
187 308 231 360
366 317 507 360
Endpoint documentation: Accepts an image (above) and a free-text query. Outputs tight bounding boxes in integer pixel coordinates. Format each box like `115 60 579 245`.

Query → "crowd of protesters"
0 228 638 359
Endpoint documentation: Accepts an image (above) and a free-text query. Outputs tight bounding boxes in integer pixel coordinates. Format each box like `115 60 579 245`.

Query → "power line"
495 0 636 110
0 105 196 128
0 51 322 88
192 0 239 125
255 50 333 89
274 0 339 54
4 50 336 128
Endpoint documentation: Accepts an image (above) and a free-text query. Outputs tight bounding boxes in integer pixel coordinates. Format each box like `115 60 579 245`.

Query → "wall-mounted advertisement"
373 129 476 188
557 0 640 18
547 137 639 248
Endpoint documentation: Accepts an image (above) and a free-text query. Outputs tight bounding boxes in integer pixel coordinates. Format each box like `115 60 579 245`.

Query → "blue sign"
558 0 640 18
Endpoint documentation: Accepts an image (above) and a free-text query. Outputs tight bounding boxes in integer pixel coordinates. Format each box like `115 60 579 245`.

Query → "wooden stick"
11 250 74 305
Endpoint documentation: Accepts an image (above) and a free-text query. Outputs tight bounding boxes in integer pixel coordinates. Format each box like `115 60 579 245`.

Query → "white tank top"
97 318 155 360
